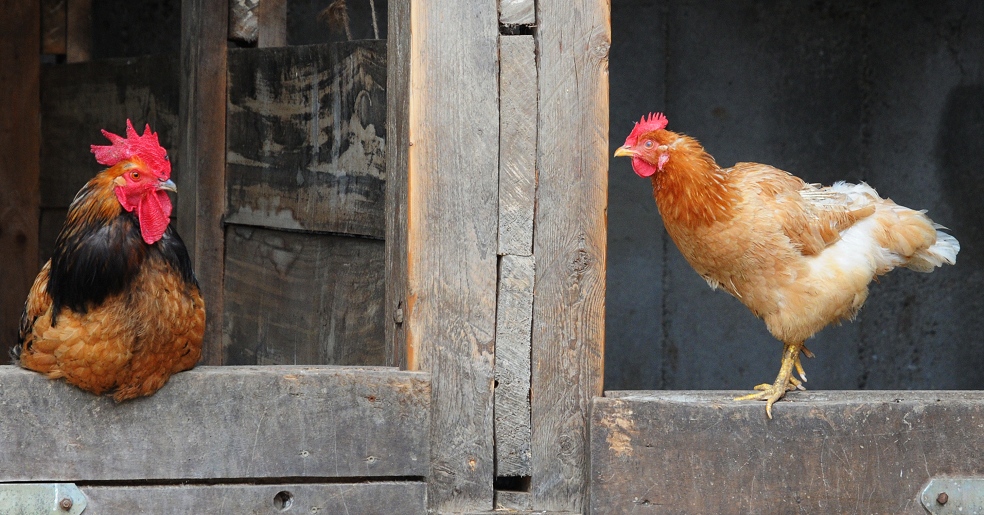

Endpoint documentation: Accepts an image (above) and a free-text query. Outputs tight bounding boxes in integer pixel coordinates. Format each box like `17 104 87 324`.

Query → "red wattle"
137 191 173 244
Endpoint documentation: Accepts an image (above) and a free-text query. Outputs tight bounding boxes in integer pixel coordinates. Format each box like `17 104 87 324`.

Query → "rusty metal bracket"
0 483 87 514
921 477 984 515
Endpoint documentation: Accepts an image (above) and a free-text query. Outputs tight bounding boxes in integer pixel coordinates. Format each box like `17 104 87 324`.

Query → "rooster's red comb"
90 119 171 179
624 112 669 146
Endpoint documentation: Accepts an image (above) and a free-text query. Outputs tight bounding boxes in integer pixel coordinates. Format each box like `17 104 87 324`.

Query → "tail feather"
905 227 959 272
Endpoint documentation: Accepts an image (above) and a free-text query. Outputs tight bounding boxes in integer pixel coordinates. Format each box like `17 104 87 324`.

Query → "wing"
733 163 876 256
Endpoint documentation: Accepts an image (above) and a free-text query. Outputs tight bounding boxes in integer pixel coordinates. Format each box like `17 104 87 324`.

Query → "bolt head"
937 492 949 505
60 497 73 510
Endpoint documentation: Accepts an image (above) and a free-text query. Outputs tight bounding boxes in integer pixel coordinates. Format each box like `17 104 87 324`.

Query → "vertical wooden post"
65 0 91 62
179 0 228 365
405 0 500 511
531 0 610 511
0 0 41 360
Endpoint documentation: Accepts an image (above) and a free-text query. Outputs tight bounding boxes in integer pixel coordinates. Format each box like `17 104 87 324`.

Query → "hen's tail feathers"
905 225 959 273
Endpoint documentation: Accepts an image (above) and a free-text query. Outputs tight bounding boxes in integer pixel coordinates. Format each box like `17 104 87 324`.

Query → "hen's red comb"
624 112 669 146
90 119 171 179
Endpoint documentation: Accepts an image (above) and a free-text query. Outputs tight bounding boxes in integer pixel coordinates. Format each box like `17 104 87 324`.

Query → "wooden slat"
0 365 430 480
256 0 286 48
384 0 410 368
226 42 387 238
178 0 228 365
407 0 500 510
39 55 180 208
497 35 536 257
494 254 534 477
530 0 609 510
499 0 534 26
65 0 91 62
0 0 41 362
41 0 67 54
82 482 426 514
223 225 386 366
591 391 984 514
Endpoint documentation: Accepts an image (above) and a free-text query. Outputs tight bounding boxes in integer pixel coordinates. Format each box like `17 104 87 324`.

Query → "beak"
614 146 635 158
157 179 177 193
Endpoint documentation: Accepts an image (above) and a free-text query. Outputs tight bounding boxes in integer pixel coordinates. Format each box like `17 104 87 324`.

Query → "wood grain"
531 0 609 510
499 0 534 26
384 0 410 368
0 365 430 480
407 0 500 510
494 254 534 477
256 0 286 48
498 35 537 257
591 391 984 514
0 0 41 362
178 0 228 364
223 225 386 366
226 42 387 238
82 482 426 515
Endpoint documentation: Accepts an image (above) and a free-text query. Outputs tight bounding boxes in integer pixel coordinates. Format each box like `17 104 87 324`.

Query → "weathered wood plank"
0 0 40 361
531 0 609 510
0 365 430 480
256 0 286 48
407 0 500 510
82 482 426 515
591 391 984 514
229 0 258 44
226 42 387 238
385 0 410 368
494 254 534 477
65 0 91 62
178 0 228 364
223 225 386 366
39 55 179 208
498 35 536 257
499 0 534 26
42 0 67 54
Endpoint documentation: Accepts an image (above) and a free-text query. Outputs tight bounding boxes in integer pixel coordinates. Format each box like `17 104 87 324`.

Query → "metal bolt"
60 497 73 510
937 492 949 505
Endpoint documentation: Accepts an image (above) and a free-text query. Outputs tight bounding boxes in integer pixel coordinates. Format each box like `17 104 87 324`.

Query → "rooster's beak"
157 179 177 193
614 146 635 158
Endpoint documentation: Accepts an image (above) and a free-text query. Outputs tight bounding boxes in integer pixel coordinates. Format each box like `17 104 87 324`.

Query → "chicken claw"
735 341 811 418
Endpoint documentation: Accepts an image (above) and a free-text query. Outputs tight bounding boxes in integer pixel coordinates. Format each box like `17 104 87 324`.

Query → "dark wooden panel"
0 0 40 361
530 0 609 510
39 54 179 208
223 225 385 366
82 482 426 514
591 391 984 514
226 41 386 238
42 0 67 54
0 365 430 480
66 0 91 62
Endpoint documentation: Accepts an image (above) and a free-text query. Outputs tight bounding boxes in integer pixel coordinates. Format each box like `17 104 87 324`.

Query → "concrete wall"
606 0 984 391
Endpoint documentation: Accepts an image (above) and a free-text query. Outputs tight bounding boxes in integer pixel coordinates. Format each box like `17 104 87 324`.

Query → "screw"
937 492 948 505
60 497 73 510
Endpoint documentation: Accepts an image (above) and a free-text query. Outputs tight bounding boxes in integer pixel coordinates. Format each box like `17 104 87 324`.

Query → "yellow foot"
734 341 812 419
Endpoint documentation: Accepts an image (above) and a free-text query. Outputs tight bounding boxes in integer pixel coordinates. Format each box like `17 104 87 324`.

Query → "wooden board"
226 42 387 239
530 0 609 510
39 55 180 208
81 482 426 514
499 0 534 26
255 0 286 48
407 0 500 510
66 0 91 63
229 0 258 44
223 225 386 366
494 255 534 477
497 35 537 257
178 0 228 364
0 0 40 362
42 0 67 54
591 391 984 514
0 365 429 480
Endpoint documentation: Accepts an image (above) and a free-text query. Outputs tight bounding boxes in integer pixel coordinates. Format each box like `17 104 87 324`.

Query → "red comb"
624 112 669 146
90 119 171 179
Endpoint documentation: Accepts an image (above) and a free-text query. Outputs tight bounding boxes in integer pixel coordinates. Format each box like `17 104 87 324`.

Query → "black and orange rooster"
12 120 205 402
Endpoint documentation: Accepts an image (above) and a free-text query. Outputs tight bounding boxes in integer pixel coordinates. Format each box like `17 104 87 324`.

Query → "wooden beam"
256 0 286 48
0 0 40 362
592 391 984 514
494 254 534 477
406 0 500 510
385 0 410 368
531 0 609 510
0 366 430 480
178 0 228 365
65 0 90 62
83 482 426 514
497 35 536 257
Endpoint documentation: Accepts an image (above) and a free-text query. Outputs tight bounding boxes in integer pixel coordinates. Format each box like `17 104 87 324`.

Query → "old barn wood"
1 0 981 513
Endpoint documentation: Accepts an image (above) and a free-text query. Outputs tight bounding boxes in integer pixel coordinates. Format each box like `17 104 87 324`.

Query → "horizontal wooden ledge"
603 389 984 403
0 365 430 482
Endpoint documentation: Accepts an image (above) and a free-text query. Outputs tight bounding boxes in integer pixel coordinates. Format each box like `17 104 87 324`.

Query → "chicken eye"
131 171 140 180
644 140 654 149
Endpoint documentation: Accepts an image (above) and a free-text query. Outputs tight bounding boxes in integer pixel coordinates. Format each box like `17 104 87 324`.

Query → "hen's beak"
613 146 635 158
157 179 177 193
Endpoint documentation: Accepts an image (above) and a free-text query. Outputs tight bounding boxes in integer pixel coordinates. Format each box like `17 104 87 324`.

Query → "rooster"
614 113 959 418
12 120 205 402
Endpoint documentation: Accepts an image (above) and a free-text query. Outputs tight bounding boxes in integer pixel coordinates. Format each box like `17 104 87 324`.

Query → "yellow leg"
735 341 811 419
